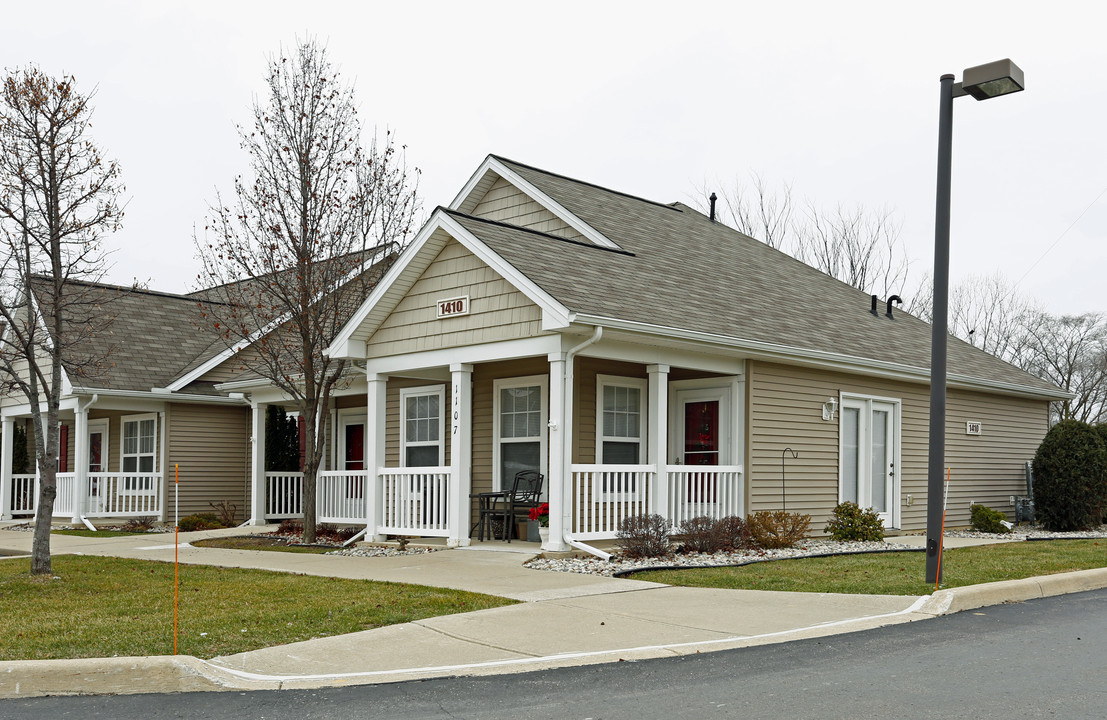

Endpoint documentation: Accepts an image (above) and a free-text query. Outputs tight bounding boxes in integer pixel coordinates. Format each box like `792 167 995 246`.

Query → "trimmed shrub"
712 515 754 551
970 504 1011 534
1031 419 1107 531
178 513 225 532
747 510 811 549
824 501 885 542
678 516 720 554
616 514 672 558
277 518 302 535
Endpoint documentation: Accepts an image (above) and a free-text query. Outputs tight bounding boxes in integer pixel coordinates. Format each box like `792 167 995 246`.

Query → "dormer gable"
450 155 620 250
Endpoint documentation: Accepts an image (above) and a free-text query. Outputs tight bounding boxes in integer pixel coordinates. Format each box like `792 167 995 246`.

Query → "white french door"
87 419 109 504
840 396 899 528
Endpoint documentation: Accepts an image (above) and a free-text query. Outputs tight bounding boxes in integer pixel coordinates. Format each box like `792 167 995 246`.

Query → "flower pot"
526 520 542 542
538 526 550 546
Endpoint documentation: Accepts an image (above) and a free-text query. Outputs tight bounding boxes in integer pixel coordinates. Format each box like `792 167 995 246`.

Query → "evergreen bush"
970 504 1011 534
265 406 300 472
824 501 885 541
1031 419 1107 531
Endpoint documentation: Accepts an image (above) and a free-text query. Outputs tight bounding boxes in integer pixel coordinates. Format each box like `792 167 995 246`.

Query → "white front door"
840 396 899 527
87 419 108 506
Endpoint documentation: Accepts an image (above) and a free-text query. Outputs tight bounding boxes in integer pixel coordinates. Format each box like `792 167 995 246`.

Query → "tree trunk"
30 479 55 575
301 408 318 544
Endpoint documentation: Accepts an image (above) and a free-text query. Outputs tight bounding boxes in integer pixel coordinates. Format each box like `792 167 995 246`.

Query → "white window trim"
87 418 109 473
120 413 158 495
336 409 368 471
399 385 446 468
492 374 548 492
838 392 901 529
596 375 648 465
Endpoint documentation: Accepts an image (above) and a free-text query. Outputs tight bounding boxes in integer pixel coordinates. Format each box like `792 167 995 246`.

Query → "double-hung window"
597 376 647 464
401 386 445 468
494 376 547 492
121 414 157 493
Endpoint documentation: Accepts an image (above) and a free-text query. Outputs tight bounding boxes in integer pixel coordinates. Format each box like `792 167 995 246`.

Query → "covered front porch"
1 398 168 523
248 335 747 550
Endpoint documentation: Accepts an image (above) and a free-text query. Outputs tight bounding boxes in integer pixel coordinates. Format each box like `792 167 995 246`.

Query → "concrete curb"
0 655 265 698
917 566 1107 616
4 567 1107 700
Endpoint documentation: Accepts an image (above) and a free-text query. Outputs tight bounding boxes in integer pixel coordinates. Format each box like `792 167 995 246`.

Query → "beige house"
1 281 251 524
231 155 1065 550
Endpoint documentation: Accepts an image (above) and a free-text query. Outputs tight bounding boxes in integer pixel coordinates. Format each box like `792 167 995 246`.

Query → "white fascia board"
363 335 562 376
571 313 1069 402
327 211 449 360
437 213 571 328
70 386 250 405
449 156 619 250
579 337 745 376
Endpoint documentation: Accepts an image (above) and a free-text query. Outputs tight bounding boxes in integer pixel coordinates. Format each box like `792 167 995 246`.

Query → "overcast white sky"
6 0 1105 315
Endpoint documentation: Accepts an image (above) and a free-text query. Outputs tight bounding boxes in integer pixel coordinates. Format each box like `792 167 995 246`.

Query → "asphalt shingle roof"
445 156 1059 395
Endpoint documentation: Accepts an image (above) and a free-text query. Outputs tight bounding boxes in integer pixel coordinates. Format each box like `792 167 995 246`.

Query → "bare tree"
696 172 794 249
699 175 910 296
193 41 419 543
1021 312 1107 424
910 272 1039 366
0 67 123 575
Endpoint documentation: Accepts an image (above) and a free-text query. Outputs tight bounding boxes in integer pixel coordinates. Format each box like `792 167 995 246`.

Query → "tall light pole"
926 59 1025 585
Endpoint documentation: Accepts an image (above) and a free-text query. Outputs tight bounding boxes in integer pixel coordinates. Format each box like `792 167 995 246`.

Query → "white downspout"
559 327 603 556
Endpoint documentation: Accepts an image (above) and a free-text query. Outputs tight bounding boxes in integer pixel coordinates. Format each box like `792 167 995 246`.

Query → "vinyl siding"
747 361 1048 533
365 240 544 358
166 403 250 518
471 176 585 241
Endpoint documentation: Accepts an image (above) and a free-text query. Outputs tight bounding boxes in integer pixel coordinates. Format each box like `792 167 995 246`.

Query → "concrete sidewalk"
1 525 1105 698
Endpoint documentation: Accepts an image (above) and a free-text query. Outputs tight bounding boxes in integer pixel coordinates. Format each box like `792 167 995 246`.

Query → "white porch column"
546 353 569 551
1 416 13 520
447 364 472 548
365 373 388 542
158 410 168 522
248 401 267 525
648 364 670 520
74 408 89 521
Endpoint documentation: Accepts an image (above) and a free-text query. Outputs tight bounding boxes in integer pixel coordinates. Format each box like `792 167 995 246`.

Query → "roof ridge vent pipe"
886 295 902 319
870 295 879 316
709 192 717 222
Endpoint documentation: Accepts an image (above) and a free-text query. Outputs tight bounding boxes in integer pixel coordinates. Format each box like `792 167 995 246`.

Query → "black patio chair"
504 471 544 543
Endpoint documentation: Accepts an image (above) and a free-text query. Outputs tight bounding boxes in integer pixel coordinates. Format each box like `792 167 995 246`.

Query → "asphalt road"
5 588 1106 719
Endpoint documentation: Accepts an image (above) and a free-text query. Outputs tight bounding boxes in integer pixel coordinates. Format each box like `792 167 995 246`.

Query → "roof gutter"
70 387 250 405
569 314 1070 402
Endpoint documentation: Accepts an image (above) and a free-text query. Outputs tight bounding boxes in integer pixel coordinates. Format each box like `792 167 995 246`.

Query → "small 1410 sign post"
436 295 470 319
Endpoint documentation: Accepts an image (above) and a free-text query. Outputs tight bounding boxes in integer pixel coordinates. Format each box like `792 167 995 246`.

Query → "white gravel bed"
525 525 1107 577
329 545 442 558
944 523 1107 540
524 539 916 577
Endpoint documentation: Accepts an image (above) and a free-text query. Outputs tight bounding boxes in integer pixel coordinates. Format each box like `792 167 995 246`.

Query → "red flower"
529 503 550 522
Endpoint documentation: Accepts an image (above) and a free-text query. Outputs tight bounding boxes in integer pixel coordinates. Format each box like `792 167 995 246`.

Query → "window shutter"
59 424 69 472
298 416 306 472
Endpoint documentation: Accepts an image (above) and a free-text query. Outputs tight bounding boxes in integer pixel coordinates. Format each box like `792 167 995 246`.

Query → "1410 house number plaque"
436 295 470 319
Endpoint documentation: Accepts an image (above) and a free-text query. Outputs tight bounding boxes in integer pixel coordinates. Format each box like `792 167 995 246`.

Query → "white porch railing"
86 473 162 517
11 474 36 515
265 473 304 520
570 464 745 540
54 473 76 517
571 464 655 541
378 467 450 538
263 470 376 526
666 466 745 526
318 471 369 524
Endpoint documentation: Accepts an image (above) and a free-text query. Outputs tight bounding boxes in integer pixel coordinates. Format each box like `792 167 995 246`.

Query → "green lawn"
191 535 335 554
0 555 515 661
630 540 1107 596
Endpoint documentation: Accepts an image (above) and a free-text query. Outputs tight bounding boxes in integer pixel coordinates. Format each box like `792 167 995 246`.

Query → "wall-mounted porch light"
822 397 838 421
